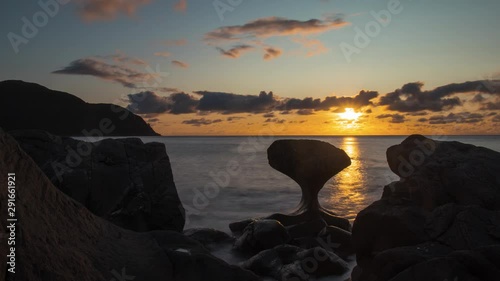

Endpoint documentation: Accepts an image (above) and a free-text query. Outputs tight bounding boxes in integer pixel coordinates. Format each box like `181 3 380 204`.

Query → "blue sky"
1 0 500 135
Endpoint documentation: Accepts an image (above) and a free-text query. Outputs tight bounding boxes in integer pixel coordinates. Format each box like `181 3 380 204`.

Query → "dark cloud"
380 80 500 112
471 94 486 103
263 47 282 60
480 100 500 110
183 118 222 126
428 112 484 125
205 16 348 42
127 91 197 115
195 91 277 114
296 109 315 115
265 118 286 124
227 116 246 121
493 115 500 122
417 118 428 122
263 112 275 118
277 90 378 112
216 45 254 58
52 58 159 89
182 118 222 126
147 118 160 123
376 114 405 123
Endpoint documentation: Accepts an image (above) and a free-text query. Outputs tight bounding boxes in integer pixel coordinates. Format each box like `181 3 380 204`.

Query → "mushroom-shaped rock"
268 139 351 212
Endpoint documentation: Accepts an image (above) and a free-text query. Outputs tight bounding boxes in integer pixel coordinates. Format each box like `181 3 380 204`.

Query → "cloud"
76 0 152 21
174 0 187 12
154 52 171 58
195 91 277 114
493 115 500 122
296 109 315 115
292 37 328 57
277 90 378 112
216 45 254 58
263 113 275 118
380 80 500 112
428 112 484 124
99 51 147 65
127 91 197 114
205 16 348 41
147 118 160 123
182 118 222 126
172 60 189 68
376 114 405 123
263 47 283 60
480 99 500 110
52 58 158 88
227 116 246 121
265 118 286 124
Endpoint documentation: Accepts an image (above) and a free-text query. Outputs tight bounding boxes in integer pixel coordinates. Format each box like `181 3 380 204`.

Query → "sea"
136 135 500 232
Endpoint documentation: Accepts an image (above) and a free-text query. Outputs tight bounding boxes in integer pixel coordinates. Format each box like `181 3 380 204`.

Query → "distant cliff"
0 80 159 136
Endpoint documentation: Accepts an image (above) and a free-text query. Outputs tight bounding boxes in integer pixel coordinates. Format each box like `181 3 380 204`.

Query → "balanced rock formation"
268 139 351 213
352 135 500 281
0 128 258 281
0 80 159 136
11 129 185 232
229 139 354 280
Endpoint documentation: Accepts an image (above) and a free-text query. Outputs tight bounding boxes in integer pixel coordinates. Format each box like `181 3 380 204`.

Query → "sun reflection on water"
322 137 367 221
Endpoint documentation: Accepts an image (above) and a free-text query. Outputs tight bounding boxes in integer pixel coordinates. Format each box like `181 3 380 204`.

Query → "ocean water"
138 136 500 232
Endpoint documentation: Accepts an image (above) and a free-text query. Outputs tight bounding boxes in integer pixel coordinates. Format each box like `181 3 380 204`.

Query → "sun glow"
338 108 361 121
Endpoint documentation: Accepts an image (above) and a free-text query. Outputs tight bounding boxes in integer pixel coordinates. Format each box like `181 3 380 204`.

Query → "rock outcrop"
0 80 159 136
11 129 185 232
352 135 500 281
0 128 258 281
229 139 354 280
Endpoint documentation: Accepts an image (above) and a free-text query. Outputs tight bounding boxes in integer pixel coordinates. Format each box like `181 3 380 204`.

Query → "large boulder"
11 130 185 232
352 135 500 281
384 134 500 210
0 128 258 281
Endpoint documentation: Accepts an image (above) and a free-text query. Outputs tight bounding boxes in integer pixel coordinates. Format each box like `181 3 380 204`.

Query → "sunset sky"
1 0 500 135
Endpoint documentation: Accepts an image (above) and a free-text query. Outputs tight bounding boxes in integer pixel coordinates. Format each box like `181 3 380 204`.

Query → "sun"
338 108 361 121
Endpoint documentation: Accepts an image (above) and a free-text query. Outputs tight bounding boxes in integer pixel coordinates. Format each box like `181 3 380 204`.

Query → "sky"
1 0 500 135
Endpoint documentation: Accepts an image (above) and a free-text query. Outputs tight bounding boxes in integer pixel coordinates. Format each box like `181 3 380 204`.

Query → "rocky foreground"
352 135 500 281
1 131 500 281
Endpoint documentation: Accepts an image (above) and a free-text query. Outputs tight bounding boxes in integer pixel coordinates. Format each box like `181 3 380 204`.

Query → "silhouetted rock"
241 244 349 281
352 198 430 266
352 135 500 281
11 129 184 232
0 128 259 281
234 220 291 252
0 80 159 136
384 134 500 210
286 218 327 239
268 139 351 212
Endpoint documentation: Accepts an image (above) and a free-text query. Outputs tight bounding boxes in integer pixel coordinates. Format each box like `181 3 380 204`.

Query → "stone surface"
184 228 234 247
384 134 500 210
0 128 258 281
352 135 500 281
234 219 291 252
11 129 185 232
268 139 351 212
241 245 349 281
